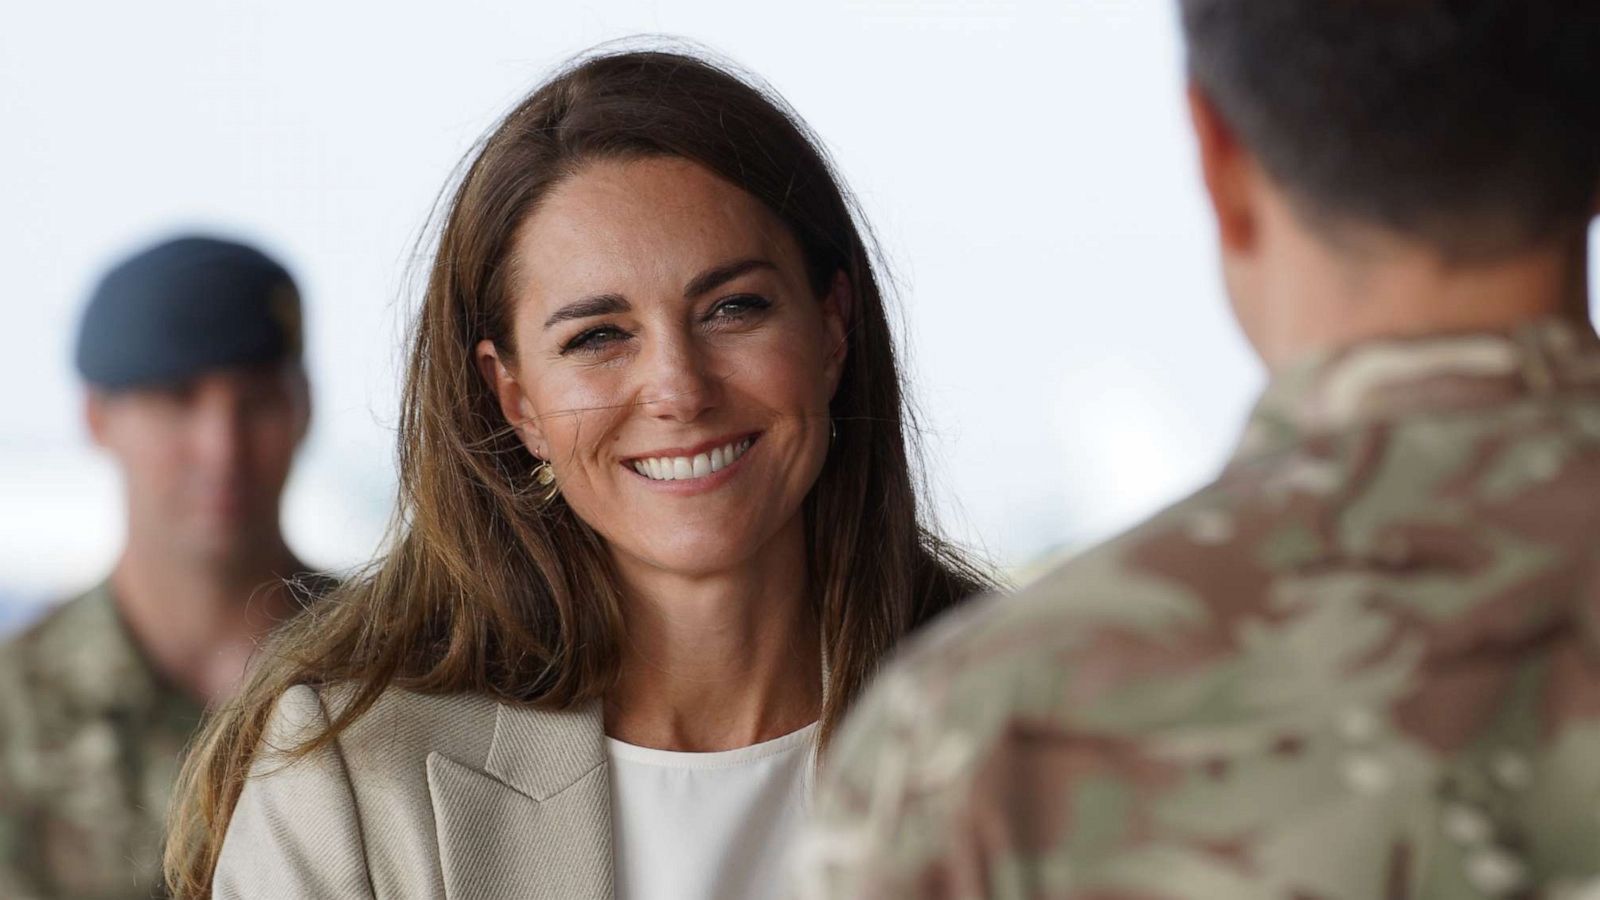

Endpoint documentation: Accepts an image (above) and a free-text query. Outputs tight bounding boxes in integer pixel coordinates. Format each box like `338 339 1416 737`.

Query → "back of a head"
1179 0 1600 258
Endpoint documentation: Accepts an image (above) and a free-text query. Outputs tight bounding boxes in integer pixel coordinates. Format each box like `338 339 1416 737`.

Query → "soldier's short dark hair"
1178 0 1600 258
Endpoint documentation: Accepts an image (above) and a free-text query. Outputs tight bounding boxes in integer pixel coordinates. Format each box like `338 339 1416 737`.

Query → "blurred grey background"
2 0 1595 633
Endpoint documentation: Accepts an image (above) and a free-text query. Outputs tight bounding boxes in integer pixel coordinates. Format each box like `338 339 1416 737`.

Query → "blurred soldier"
0 236 327 899
802 2 1600 897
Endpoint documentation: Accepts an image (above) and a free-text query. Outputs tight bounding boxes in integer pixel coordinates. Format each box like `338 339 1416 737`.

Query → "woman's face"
478 156 849 579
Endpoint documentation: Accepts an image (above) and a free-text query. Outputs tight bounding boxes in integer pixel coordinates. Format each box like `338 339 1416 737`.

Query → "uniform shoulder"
0 591 98 671
0 591 111 717
898 483 1244 676
859 462 1308 757
868 381 1600 742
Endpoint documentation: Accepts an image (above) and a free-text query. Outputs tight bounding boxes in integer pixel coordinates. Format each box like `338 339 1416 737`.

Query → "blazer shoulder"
219 685 375 899
238 684 608 899
236 685 503 899
293 684 502 782
260 683 328 747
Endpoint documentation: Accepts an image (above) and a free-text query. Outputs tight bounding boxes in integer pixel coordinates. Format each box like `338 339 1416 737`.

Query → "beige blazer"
213 685 612 899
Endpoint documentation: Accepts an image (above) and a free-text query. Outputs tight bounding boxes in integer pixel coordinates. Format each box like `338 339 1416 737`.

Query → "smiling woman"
163 47 993 900
480 157 852 592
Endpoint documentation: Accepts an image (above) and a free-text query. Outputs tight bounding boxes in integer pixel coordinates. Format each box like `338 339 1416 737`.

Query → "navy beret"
74 235 303 389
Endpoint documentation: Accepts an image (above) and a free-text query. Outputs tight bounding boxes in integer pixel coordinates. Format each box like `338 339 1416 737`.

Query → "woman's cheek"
737 333 827 406
532 371 626 448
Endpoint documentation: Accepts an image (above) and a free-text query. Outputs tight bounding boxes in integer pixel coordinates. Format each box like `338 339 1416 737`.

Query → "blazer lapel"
428 700 611 900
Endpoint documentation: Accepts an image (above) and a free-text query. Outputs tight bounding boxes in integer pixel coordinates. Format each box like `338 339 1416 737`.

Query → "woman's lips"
625 433 759 483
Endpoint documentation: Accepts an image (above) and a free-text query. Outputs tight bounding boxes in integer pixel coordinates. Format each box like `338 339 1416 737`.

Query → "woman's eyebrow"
543 293 630 330
684 258 776 299
540 259 773 330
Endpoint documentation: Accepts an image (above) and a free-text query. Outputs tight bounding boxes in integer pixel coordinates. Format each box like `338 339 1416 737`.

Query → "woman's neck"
604 516 822 752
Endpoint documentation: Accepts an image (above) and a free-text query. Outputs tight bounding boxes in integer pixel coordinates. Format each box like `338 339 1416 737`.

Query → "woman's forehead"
511 157 800 302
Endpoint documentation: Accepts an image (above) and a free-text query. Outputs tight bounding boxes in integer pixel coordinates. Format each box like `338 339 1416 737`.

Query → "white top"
607 722 819 900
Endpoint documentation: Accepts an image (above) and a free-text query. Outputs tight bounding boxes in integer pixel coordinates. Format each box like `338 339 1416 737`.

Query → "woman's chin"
649 549 755 579
610 527 772 580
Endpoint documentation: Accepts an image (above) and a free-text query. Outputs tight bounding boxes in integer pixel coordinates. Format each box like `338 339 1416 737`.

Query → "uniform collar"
44 580 203 719
1232 316 1600 465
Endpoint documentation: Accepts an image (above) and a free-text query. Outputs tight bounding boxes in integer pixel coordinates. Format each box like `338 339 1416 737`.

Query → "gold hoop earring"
532 460 559 504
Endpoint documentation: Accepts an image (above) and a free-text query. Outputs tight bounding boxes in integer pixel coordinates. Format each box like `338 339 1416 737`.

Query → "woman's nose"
639 333 719 423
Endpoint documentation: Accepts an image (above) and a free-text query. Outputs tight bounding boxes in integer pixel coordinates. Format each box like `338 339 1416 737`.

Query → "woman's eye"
708 295 772 320
561 326 629 354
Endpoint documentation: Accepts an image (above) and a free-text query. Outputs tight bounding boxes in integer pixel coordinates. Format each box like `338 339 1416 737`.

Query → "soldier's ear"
1189 83 1259 256
289 367 312 445
85 390 110 448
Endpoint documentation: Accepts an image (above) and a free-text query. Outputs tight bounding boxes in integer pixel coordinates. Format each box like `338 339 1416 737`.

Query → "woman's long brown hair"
165 46 993 897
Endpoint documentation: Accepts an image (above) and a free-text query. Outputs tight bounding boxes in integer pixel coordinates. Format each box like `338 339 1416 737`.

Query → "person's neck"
1243 224 1593 373
604 517 821 752
111 531 306 707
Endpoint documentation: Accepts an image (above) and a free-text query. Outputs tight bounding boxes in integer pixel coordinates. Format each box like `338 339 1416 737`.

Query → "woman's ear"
821 271 853 397
474 339 548 457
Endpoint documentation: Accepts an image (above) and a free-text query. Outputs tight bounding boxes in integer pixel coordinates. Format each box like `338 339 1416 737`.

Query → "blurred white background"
2 1 1594 633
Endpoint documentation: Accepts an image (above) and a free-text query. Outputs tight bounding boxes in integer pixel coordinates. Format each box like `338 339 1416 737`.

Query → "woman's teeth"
631 438 753 482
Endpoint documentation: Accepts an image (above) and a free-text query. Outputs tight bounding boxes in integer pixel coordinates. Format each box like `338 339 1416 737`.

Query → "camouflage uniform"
0 583 203 900
801 318 1600 899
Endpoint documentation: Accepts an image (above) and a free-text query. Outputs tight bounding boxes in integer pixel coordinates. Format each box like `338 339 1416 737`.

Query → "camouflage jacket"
801 318 1600 900
0 583 204 900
